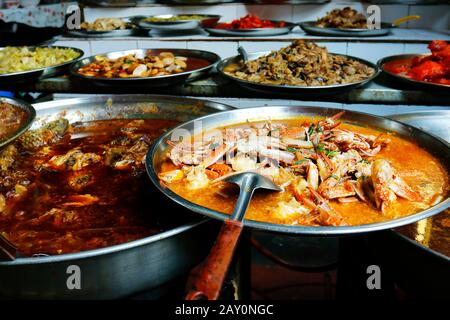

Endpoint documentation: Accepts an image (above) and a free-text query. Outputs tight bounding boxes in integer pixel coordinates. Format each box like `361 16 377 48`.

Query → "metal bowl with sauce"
0 97 36 149
0 94 233 299
147 106 450 236
70 48 220 87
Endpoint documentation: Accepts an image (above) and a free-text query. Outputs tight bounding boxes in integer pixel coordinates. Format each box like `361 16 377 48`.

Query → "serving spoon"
185 171 281 300
237 46 250 63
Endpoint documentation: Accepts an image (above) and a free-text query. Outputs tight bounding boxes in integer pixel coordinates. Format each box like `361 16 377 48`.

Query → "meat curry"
0 118 179 256
158 112 449 227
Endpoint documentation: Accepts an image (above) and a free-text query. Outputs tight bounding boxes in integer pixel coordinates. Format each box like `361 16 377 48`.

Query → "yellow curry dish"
158 112 449 227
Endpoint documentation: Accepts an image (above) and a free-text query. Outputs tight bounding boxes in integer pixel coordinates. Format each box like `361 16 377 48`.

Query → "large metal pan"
378 54 450 92
299 21 393 37
0 46 84 84
0 95 233 299
65 17 142 38
137 14 221 31
147 106 450 236
70 48 220 87
0 97 36 149
217 51 379 95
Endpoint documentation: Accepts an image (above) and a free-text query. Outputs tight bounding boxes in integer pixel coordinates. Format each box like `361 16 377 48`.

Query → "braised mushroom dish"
158 112 448 227
224 41 375 86
316 7 368 29
0 118 179 256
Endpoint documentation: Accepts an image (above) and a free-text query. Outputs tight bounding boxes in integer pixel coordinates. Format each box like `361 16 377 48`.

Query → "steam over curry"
159 112 448 227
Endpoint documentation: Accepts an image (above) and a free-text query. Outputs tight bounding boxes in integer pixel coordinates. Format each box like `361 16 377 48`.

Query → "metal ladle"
185 171 282 300
237 46 250 63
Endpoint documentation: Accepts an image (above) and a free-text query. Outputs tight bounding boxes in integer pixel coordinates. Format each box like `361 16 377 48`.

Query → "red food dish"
215 14 286 30
383 40 450 85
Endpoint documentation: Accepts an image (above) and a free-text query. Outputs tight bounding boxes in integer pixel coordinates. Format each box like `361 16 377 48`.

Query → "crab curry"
158 112 449 227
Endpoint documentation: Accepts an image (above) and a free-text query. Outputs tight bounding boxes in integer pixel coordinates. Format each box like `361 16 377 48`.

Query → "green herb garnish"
286 147 299 153
330 174 339 180
294 159 308 165
326 150 339 158
316 143 326 153
308 124 315 136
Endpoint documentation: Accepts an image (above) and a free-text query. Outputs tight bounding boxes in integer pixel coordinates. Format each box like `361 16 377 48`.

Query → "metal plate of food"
299 21 393 37
0 94 233 299
217 41 379 94
0 46 83 83
378 53 450 91
147 106 450 236
70 48 220 87
0 97 36 149
203 21 296 37
137 14 221 31
65 17 142 37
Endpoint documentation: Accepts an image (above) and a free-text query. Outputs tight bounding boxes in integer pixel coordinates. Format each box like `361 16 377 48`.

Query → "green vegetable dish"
143 15 208 22
0 47 81 74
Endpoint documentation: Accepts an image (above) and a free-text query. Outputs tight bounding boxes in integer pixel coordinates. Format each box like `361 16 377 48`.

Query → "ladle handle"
185 219 243 300
185 176 256 300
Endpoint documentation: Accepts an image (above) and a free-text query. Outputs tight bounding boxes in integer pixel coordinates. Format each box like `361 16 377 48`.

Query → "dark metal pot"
0 94 233 299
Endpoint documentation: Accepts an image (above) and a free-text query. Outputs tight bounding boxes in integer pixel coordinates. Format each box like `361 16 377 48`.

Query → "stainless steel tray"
0 97 36 149
217 51 380 95
299 21 393 37
378 54 450 91
0 94 234 299
137 14 221 31
65 17 141 38
147 106 450 236
0 46 84 84
70 48 221 87
203 21 297 37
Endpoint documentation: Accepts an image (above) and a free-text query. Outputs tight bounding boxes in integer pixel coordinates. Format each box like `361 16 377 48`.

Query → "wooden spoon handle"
185 220 243 300
392 15 421 27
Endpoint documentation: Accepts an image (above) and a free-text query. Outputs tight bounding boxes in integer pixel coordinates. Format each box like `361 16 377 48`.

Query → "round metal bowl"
65 17 142 38
0 97 36 149
378 54 450 91
147 106 450 236
0 46 84 84
0 94 234 299
203 21 297 37
299 21 393 37
70 48 221 87
138 14 221 31
217 51 380 95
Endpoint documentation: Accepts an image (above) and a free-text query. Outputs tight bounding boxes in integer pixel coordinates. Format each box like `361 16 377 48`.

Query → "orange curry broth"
161 118 449 226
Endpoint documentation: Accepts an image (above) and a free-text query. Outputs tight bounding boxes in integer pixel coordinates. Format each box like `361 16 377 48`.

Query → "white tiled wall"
347 42 403 63
53 39 443 59
90 40 139 55
409 5 450 30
